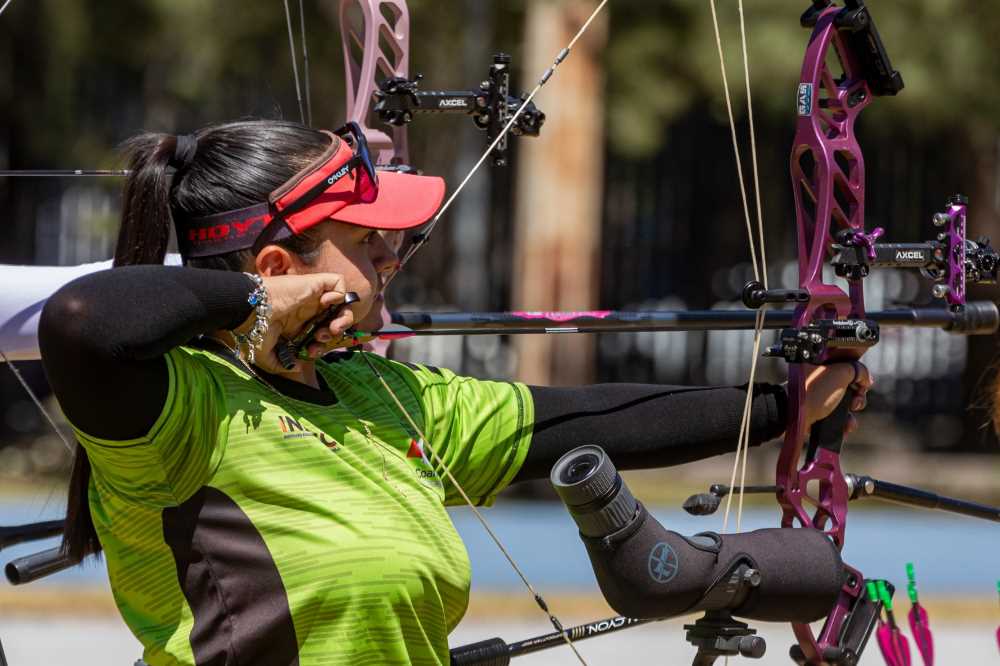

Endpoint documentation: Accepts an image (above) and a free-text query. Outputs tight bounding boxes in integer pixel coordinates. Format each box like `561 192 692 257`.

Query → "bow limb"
339 0 410 164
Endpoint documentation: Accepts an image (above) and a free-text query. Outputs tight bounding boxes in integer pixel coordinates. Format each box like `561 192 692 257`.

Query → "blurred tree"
605 0 1000 157
0 0 997 452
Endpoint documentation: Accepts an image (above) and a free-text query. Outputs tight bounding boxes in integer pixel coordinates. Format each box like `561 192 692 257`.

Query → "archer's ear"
254 245 295 277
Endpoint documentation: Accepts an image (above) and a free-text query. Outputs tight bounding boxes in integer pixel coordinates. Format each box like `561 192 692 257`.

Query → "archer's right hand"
236 273 358 375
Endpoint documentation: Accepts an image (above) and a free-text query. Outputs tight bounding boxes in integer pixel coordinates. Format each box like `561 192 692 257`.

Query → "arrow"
995 581 1000 656
906 563 933 666
871 580 912 666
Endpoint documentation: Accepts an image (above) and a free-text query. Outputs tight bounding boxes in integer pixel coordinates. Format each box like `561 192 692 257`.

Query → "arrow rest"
764 319 879 363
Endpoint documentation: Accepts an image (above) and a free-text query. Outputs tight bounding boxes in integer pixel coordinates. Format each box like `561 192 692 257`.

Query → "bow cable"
707 0 769 538
731 0 769 535
0 349 74 456
298 0 313 127
283 0 308 125
386 0 611 291
358 2 611 662
0 0 13 18
358 352 588 664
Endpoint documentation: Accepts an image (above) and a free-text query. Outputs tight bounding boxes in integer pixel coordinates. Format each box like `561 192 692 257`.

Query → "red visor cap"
275 138 446 234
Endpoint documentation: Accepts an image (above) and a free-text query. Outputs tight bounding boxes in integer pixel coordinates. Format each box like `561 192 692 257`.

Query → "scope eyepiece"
550 445 638 538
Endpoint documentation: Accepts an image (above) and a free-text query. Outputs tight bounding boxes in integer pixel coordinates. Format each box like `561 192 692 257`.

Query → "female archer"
38 119 870 665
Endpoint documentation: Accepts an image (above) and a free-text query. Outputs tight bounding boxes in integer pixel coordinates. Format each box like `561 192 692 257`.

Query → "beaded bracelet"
235 273 272 365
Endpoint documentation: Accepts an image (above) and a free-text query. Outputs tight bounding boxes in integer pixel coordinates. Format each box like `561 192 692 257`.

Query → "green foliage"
606 0 1000 157
0 0 348 169
0 0 997 165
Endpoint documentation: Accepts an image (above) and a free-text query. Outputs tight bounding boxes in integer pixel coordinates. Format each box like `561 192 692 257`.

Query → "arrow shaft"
0 169 130 176
389 305 999 335
450 616 658 665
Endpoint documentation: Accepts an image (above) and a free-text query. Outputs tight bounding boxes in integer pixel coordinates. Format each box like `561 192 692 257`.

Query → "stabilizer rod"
5 547 78 585
683 476 1000 523
0 520 63 551
845 474 1000 522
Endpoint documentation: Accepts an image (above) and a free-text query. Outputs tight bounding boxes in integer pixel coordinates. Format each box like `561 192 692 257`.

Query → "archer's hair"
63 120 331 561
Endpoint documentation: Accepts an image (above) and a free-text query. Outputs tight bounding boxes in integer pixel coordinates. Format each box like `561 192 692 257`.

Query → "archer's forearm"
39 265 254 440
513 382 786 483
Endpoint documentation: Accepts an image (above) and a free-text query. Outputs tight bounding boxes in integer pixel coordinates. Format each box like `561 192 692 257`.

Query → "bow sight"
829 195 1000 298
743 194 999 363
373 53 545 166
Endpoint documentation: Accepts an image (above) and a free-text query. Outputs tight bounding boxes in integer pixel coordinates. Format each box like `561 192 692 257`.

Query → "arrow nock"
866 580 880 603
876 579 894 611
906 562 919 604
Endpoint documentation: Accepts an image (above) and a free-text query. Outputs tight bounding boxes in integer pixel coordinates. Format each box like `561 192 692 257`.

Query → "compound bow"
2 2 1000 666
334 1 1000 665
352 1 1000 664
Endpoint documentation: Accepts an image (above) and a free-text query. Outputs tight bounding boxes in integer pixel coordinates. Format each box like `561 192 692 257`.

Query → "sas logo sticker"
797 83 814 116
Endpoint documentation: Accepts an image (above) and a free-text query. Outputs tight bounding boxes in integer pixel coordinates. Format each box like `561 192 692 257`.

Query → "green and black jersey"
72 346 533 665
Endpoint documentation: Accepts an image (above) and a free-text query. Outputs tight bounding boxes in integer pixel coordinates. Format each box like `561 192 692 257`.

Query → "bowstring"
362 2 612 662
0 6 591 661
298 0 313 127
0 348 74 456
358 351 589 665
734 0 769 537
283 0 307 125
708 0 769 542
386 0 610 292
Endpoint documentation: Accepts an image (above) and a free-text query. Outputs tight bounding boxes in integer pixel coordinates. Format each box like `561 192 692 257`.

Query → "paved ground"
2 615 997 665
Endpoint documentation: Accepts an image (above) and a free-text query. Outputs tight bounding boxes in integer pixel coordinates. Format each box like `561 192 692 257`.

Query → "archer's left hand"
802 362 873 435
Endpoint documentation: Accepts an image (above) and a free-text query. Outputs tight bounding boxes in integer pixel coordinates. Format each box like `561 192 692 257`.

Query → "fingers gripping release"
274 291 360 370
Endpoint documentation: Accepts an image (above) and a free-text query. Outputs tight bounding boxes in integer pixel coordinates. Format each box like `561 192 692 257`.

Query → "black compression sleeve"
39 266 256 441
514 382 786 483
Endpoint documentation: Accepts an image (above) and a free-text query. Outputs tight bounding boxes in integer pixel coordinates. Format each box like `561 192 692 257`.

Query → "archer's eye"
362 230 378 244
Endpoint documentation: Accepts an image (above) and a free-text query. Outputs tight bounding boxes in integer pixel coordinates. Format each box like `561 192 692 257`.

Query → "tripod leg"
691 652 718 666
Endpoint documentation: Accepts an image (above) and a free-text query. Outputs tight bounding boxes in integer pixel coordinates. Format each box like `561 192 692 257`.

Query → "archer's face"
353 230 406 332
302 221 398 323
255 220 398 325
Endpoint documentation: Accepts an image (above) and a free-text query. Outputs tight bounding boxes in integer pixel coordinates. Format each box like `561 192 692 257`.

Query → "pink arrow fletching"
374 331 415 341
876 625 912 666
510 311 612 322
907 605 933 666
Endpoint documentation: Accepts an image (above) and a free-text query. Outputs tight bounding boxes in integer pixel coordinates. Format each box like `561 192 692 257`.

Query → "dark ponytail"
112 134 177 266
64 120 333 561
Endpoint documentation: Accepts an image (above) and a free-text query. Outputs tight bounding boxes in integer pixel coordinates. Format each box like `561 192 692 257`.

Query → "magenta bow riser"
942 198 967 306
780 4 881 663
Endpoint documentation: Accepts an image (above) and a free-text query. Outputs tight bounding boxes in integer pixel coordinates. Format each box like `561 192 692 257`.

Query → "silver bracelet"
235 273 271 365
